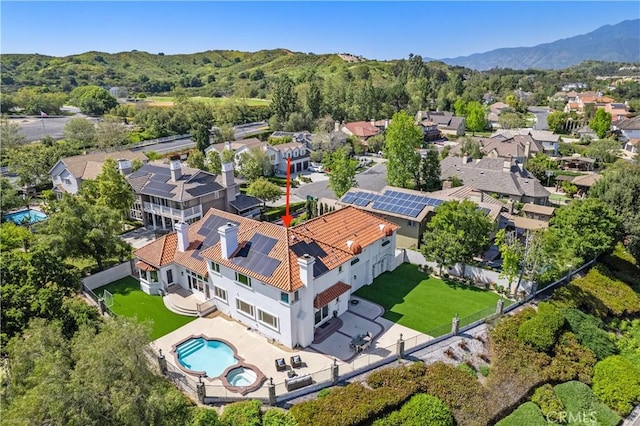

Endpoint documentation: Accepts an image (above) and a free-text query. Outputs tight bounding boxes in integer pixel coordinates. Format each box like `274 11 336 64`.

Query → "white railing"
143 202 202 221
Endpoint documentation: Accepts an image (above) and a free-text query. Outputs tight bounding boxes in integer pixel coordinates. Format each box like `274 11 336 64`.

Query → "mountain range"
438 19 640 70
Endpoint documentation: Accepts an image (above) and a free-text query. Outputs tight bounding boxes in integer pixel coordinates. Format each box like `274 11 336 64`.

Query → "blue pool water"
4 209 48 225
175 338 237 378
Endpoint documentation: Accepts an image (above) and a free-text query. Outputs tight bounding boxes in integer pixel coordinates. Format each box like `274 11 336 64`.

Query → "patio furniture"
285 374 313 392
287 369 298 378
351 333 373 353
275 358 287 371
290 355 303 368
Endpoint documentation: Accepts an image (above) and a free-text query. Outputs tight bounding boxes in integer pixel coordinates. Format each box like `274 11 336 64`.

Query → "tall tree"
465 101 487 135
94 158 135 219
590 162 640 261
41 195 131 270
95 120 130 150
459 137 483 159
419 147 441 192
587 138 620 164
222 148 236 165
0 177 23 213
306 80 323 120
526 152 557 183
238 147 271 181
327 146 358 198
384 110 422 188
0 117 26 153
421 200 493 276
186 149 206 170
547 111 567 134
69 85 118 115
271 75 297 123
246 177 282 204
549 197 620 261
589 108 612 139
207 149 222 174
63 117 96 149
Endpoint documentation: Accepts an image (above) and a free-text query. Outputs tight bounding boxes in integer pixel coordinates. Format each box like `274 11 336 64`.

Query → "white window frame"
258 309 279 331
236 298 255 319
235 272 252 288
214 285 227 303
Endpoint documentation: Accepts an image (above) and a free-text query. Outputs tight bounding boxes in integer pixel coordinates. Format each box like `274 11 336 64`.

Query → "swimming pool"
4 209 48 225
175 337 238 378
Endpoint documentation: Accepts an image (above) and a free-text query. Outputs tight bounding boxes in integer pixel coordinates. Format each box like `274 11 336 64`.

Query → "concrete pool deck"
152 296 432 398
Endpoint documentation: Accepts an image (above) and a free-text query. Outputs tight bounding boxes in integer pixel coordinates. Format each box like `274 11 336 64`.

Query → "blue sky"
2 2 638 60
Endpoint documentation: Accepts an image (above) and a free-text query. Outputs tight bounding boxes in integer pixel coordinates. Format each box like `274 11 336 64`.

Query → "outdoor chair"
290 355 303 368
275 358 287 372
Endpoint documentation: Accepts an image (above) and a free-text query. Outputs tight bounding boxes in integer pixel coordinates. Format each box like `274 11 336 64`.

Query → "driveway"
528 106 550 130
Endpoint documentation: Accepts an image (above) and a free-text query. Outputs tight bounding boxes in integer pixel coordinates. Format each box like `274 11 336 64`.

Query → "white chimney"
221 162 234 188
117 159 132 175
370 118 375 126
524 140 531 159
503 158 511 173
297 254 315 287
169 158 182 181
224 141 231 150
334 121 340 132
218 222 238 260
384 119 389 129
175 221 189 252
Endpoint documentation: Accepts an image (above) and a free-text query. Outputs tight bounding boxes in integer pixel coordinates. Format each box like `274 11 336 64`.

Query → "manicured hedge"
546 332 596 384
554 381 621 426
495 402 547 426
191 408 221 426
372 393 453 426
592 355 640 416
518 302 565 352
220 400 261 426
262 408 298 426
290 382 410 426
602 243 640 288
562 308 617 360
530 384 564 423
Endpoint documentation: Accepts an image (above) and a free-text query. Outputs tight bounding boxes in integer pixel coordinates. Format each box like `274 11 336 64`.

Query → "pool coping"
171 334 266 395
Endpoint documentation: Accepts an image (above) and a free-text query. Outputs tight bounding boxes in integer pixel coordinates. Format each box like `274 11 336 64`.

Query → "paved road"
528 106 550 131
13 106 97 142
293 161 389 201
132 137 196 154
233 122 269 139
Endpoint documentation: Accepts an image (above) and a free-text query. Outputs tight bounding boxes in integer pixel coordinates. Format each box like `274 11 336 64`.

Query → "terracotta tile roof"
136 261 157 271
314 282 351 309
342 121 380 138
136 206 399 293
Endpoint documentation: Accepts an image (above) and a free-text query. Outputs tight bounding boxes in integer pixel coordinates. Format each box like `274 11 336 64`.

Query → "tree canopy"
246 177 282 203
69 85 118 115
589 108 612 139
94 158 135 218
384 111 423 188
421 200 494 275
327 146 358 198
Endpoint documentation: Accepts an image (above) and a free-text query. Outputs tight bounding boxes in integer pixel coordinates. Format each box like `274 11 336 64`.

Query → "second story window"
236 272 252 288
280 292 289 304
211 262 220 274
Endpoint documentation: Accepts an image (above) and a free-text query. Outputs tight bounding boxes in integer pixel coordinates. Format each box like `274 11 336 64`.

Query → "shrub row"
554 381 621 426
592 355 640 416
372 393 453 426
517 302 565 352
530 384 564 423
204 400 296 426
562 308 617 360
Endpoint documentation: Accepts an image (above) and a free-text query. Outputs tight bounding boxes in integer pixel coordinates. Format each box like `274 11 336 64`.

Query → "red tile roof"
343 121 380 138
136 261 157 271
135 206 399 293
314 282 351 309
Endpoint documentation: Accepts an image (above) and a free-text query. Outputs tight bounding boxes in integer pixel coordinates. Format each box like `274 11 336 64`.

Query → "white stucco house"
134 206 399 348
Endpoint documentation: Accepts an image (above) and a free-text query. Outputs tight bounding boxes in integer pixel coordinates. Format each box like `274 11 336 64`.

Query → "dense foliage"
517 302 565 352
592 355 640 416
561 308 617 360
372 393 453 426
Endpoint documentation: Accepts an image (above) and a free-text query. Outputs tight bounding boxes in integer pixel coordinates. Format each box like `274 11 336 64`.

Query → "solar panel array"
196 215 239 249
290 240 329 277
341 190 446 218
231 233 281 277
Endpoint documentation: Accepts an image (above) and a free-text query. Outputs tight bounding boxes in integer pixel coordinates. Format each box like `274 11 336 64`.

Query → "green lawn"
354 263 506 336
96 277 195 340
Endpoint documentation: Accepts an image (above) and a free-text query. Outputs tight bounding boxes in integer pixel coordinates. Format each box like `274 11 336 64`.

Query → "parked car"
309 164 324 173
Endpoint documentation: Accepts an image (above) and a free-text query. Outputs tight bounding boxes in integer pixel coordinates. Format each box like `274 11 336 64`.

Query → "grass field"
354 263 506 335
96 277 195 340
146 96 270 107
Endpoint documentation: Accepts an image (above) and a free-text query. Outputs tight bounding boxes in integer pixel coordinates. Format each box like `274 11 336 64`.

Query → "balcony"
143 202 202 221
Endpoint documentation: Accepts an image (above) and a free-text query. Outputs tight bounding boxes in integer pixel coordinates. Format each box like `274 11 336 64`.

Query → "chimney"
507 200 514 214
224 141 231 151
503 158 511 173
524 140 531 159
169 158 182 181
384 119 389 129
517 160 524 173
218 222 238 260
221 162 235 188
297 254 315 287
175 221 189 252
117 159 132 175
334 121 340 132
370 118 375 126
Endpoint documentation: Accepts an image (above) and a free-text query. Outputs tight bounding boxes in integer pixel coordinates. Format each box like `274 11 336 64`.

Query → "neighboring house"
127 159 262 230
563 91 628 119
49 149 148 197
604 103 631 121
415 111 465 136
521 204 555 222
488 102 511 128
340 120 383 143
337 185 503 249
571 173 603 197
575 125 598 141
207 138 310 175
440 156 550 205
557 155 596 171
416 119 441 143
624 139 639 154
134 206 399 348
614 116 640 142
270 131 314 148
492 129 560 155
482 134 543 163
